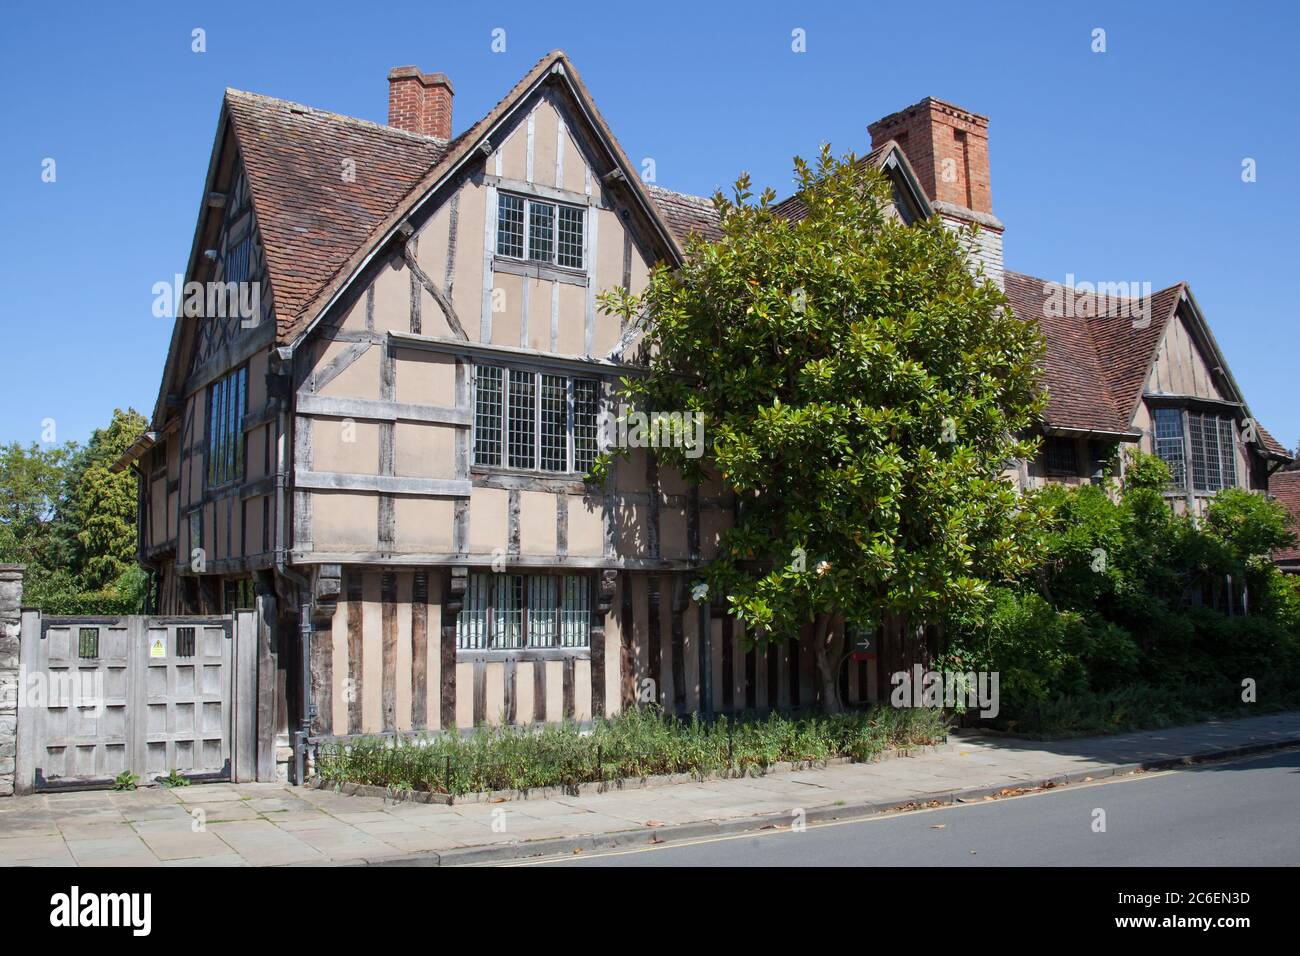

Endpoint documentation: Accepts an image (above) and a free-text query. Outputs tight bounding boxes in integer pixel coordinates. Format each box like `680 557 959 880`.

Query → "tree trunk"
811 611 842 714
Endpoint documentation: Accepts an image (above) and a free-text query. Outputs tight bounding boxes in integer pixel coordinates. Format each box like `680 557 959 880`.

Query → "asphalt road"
519 747 1300 866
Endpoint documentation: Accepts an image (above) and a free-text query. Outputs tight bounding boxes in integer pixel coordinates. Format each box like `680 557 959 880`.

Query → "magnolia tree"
598 148 1047 711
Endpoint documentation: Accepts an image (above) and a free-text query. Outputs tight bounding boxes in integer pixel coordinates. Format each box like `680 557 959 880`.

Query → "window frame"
206 365 248 488
495 191 586 271
456 571 592 651
223 231 252 286
472 363 601 475
1043 436 1079 476
1150 405 1239 494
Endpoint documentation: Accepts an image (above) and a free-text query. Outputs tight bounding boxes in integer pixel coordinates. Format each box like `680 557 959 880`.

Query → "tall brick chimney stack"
869 97 1004 288
387 66 454 140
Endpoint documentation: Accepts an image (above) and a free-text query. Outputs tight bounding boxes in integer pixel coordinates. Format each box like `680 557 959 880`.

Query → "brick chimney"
869 97 1004 288
387 66 454 140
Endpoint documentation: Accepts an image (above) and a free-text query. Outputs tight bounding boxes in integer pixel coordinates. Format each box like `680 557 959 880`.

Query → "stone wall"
0 565 23 796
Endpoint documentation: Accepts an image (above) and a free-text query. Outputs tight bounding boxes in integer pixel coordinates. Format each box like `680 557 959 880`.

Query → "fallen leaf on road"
644 820 663 828
930 824 946 829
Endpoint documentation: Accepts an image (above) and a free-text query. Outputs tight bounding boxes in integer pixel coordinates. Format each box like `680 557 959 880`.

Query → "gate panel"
30 618 136 787
141 619 233 780
16 613 243 792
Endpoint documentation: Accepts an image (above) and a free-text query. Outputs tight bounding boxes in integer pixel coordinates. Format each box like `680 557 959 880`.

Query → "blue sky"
1 0 1296 450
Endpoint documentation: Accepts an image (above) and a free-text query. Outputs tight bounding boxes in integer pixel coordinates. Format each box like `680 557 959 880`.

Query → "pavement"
2 710 1299 867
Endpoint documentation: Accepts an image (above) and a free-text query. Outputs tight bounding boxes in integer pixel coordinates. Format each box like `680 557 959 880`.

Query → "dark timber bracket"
399 223 470 341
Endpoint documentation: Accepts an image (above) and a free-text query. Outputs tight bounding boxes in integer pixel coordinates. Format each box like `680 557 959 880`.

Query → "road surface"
516 747 1300 866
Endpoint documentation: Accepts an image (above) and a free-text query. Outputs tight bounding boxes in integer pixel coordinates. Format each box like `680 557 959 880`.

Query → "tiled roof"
648 144 899 245
768 144 894 225
218 65 1288 464
1270 470 1300 564
647 185 723 243
1003 271 1137 435
1085 284 1183 422
225 89 452 342
1258 425 1290 459
285 50 680 343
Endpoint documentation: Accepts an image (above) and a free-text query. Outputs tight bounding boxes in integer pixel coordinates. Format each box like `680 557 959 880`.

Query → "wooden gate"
14 612 256 793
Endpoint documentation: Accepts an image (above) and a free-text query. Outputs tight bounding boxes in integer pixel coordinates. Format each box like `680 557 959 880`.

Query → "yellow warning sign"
150 638 166 659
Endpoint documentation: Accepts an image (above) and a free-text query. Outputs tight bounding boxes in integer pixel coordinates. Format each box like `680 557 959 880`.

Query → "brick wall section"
387 66 454 140
0 565 23 796
870 97 1005 290
869 97 993 215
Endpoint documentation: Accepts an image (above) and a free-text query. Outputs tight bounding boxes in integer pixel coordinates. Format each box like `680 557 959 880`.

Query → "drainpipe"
699 603 712 719
271 347 314 785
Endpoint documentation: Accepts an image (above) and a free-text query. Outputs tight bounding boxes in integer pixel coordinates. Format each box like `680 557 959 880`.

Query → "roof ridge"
224 87 451 146
1007 270 1186 312
647 184 717 204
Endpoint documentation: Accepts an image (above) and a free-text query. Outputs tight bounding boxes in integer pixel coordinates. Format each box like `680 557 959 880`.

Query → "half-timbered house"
118 53 1291 779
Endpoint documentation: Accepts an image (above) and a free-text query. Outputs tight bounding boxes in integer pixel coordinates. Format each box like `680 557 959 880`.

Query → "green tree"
0 440 77 613
599 148 1047 710
0 407 149 612
62 408 148 591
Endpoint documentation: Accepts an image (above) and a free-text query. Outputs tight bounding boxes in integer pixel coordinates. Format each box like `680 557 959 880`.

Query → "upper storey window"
497 193 585 269
207 366 247 487
1152 407 1238 493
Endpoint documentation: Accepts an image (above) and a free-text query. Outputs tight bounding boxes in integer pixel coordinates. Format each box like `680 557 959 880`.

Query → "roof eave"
109 431 159 474
149 98 234 428
1042 424 1142 442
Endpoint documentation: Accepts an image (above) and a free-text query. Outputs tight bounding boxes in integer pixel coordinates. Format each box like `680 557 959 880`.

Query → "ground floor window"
1043 436 1078 475
457 572 591 649
222 577 255 611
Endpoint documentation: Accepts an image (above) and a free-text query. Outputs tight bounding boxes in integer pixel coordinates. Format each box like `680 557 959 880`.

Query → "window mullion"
534 371 542 472
566 376 575 473
502 367 511 470
522 199 529 261
1180 408 1195 497
554 576 562 649
521 574 529 648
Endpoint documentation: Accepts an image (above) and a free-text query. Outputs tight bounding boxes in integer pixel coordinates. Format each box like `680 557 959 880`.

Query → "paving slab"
3 710 1298 866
